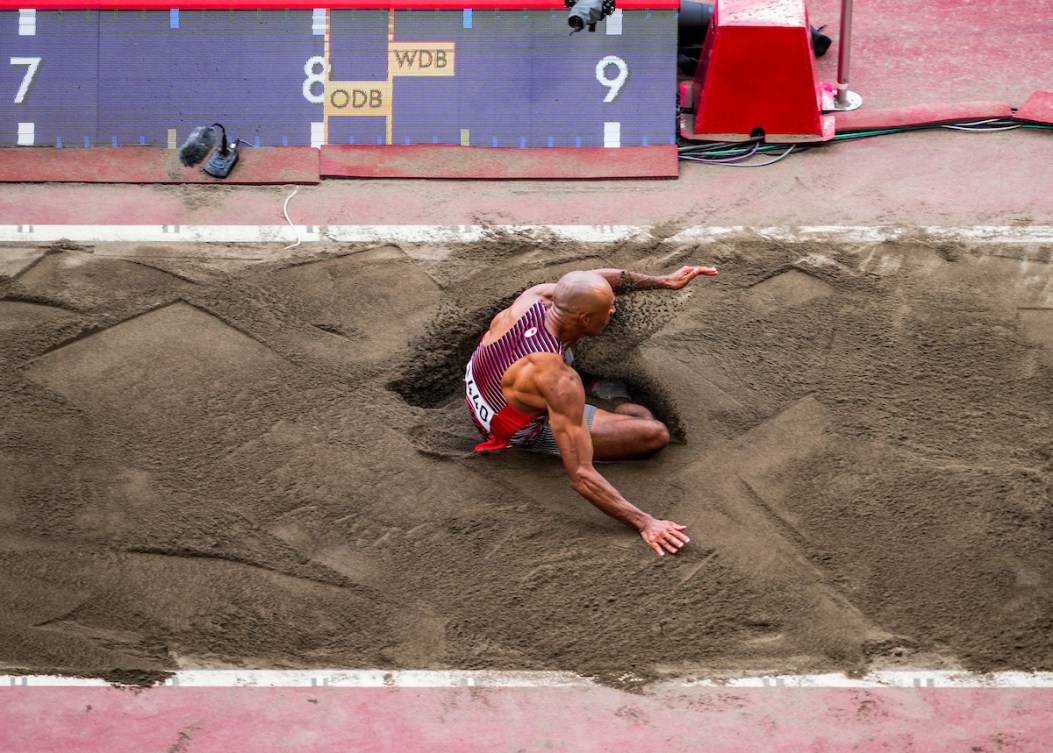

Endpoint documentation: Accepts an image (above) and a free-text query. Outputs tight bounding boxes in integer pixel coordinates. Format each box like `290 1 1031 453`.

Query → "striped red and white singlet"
465 300 570 452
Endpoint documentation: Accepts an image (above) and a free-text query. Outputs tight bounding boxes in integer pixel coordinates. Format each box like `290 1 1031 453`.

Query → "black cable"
677 117 1052 165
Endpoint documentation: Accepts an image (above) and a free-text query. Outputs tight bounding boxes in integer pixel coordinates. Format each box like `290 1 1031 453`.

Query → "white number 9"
595 55 628 103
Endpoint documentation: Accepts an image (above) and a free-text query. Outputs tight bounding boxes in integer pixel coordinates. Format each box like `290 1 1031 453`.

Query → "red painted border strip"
0 145 675 183
0 146 320 184
0 0 680 10
320 144 679 179
2 686 1053 753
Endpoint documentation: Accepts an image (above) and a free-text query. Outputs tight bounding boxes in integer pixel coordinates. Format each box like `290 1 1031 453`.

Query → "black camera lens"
568 15 584 30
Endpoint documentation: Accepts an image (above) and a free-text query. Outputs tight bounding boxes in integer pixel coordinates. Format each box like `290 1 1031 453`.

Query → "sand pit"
0 234 1051 687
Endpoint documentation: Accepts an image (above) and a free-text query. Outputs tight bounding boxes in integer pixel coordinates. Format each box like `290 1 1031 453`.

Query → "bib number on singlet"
465 361 494 432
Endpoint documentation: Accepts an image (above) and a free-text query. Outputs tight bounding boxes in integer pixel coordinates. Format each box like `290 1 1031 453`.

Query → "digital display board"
1 5 676 149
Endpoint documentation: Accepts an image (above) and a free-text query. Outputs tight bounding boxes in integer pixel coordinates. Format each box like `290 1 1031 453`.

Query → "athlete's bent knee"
639 419 670 455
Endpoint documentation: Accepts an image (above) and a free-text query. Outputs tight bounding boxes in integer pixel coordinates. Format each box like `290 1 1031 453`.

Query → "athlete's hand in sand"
640 518 690 556
660 266 719 290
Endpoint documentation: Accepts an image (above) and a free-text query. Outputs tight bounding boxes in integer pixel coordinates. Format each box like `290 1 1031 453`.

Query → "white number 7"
595 55 628 103
10 57 42 104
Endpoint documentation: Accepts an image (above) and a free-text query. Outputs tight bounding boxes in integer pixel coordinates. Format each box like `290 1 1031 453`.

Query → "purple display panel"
2 8 675 148
96 10 322 148
387 9 676 147
326 8 390 145
2 10 100 147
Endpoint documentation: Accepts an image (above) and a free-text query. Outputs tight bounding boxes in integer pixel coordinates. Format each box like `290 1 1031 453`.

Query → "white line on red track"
2 225 1053 246
3 670 1053 688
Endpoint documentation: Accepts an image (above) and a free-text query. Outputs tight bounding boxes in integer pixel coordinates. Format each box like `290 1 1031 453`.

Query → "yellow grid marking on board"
389 42 455 77
167 128 177 149
324 81 393 119
460 129 470 146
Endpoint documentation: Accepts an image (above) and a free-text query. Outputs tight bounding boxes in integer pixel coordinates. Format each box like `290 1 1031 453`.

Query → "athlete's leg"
589 404 669 460
610 402 654 420
520 405 599 455
520 403 668 459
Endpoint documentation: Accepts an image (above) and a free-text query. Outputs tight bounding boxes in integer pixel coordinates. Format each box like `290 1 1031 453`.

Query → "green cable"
679 121 1052 160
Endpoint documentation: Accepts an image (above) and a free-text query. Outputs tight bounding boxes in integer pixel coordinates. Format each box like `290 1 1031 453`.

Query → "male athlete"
465 265 718 556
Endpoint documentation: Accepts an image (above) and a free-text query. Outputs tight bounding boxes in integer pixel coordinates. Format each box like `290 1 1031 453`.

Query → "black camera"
566 0 616 33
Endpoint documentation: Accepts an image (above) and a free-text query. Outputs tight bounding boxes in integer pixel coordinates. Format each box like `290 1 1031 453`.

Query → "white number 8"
596 55 628 103
303 56 330 104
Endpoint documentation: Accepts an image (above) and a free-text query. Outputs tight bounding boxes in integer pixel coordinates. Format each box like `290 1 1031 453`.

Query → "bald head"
548 271 617 340
552 271 615 316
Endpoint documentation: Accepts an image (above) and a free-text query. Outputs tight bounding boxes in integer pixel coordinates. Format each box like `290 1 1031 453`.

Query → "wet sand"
1 233 1051 687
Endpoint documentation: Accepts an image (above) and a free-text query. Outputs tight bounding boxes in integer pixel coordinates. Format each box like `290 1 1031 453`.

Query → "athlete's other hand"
661 266 719 290
640 519 690 556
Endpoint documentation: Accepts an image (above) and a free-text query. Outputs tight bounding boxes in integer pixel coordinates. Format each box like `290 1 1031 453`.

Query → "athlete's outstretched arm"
536 363 690 556
589 266 718 295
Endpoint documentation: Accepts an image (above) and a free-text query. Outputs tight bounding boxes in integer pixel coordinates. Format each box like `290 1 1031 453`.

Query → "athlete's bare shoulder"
483 283 556 345
512 283 555 311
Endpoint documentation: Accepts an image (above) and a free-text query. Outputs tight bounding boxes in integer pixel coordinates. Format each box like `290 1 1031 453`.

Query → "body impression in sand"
465 266 719 556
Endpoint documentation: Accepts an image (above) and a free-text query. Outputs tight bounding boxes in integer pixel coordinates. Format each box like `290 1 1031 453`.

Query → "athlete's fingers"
669 531 687 546
674 271 701 288
645 523 689 555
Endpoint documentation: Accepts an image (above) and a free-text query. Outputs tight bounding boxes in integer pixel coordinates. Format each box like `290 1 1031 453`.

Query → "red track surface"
3 684 1053 752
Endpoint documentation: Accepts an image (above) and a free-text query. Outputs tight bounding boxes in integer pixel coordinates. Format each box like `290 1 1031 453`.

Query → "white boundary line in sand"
3 670 1053 688
2 225 1053 246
